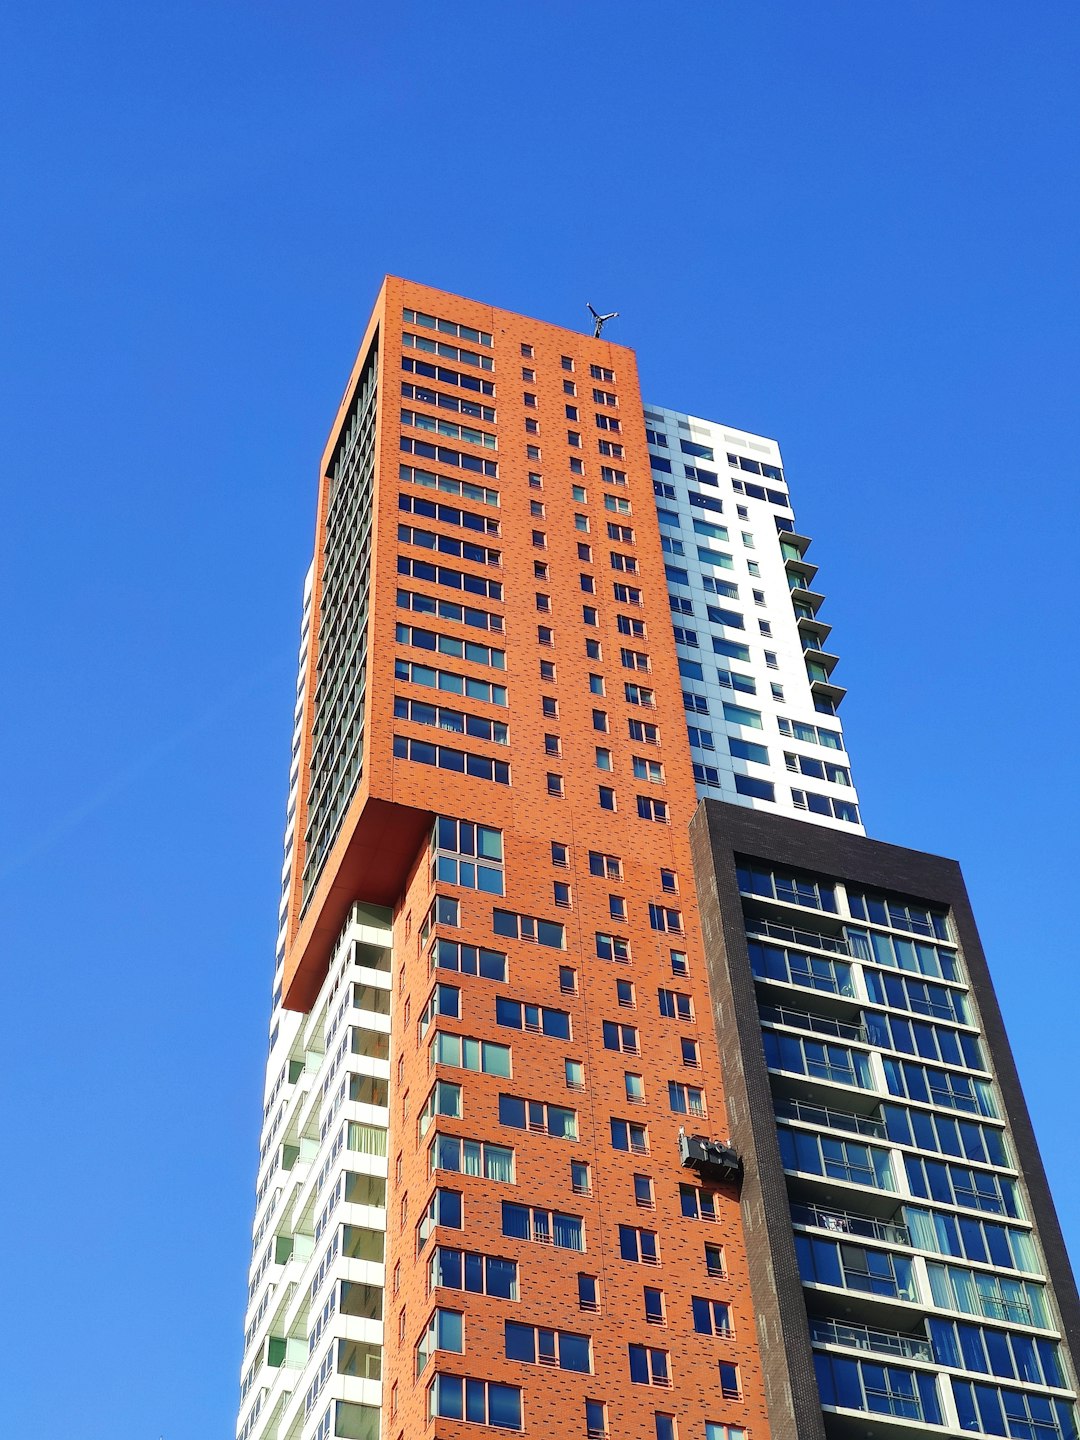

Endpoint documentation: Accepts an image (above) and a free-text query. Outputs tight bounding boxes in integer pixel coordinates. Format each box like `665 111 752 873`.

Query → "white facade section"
238 566 388 1440
237 905 390 1440
643 404 864 835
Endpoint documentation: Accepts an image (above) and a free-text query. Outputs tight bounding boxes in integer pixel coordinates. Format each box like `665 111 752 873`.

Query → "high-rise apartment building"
236 278 1078 1440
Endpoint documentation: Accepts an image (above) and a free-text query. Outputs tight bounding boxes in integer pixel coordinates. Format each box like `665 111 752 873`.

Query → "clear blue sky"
1 3 1077 1435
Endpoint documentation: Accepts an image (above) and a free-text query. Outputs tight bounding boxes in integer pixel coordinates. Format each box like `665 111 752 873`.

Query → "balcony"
745 916 852 957
775 1096 886 1140
797 614 833 647
760 1003 867 1045
784 553 819 587
787 577 826 610
810 1317 932 1364
801 641 841 674
791 1202 910 1247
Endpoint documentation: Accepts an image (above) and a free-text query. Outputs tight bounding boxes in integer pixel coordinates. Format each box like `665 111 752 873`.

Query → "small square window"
592 710 609 732
589 674 605 695
521 343 534 358
747 561 761 576
554 880 572 907
560 966 578 994
529 471 543 490
583 606 598 626
542 697 558 718
586 638 602 660
670 950 689 976
736 504 748 519
578 543 593 562
540 660 556 681
599 786 616 811
546 732 562 754
532 530 547 549
616 979 635 1008
547 773 564 797
573 485 587 503
522 367 535 381
595 747 612 770
660 868 678 893
570 458 585 474
609 895 626 920
561 355 575 371
771 683 785 700
534 562 549 579
633 1173 655 1208
680 1037 700 1068
572 1162 592 1195
524 392 538 408
527 444 542 460
566 405 579 421
643 1287 665 1324
564 379 577 395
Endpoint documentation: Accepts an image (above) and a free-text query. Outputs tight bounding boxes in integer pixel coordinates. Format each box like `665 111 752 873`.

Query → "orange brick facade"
284 278 772 1440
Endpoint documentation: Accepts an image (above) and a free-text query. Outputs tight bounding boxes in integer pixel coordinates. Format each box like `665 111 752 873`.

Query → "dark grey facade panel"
689 796 1080 1434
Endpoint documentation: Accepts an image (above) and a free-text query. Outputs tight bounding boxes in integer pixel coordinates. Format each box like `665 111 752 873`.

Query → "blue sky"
1 3 1077 1435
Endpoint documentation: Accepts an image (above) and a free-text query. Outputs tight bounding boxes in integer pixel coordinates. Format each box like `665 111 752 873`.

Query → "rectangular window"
610 1119 649 1155
501 1202 584 1251
492 910 565 948
427 1374 522 1430
629 1344 670 1386
498 1095 579 1140
430 1134 515 1183
505 1320 592 1373
658 989 692 1020
394 735 510 785
431 1032 511 1078
495 997 571 1039
619 1226 659 1264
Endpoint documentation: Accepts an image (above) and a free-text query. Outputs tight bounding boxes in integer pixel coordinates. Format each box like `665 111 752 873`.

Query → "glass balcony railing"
760 1003 867 1044
809 1317 932 1363
791 1202 910 1246
745 916 852 956
775 1097 886 1140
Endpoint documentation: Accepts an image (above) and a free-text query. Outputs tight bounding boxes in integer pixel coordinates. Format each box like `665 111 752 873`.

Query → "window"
430 1134 515 1182
559 966 578 994
589 850 622 879
614 582 642 604
395 698 509 748
542 696 558 718
580 572 596 593
723 701 762 729
550 841 569 868
616 979 635 1008
660 868 678 893
598 786 616 811
495 997 571 1039
596 932 631 963
649 904 683 933
668 1082 705 1117
434 938 507 982
534 561 548 578
564 379 577 395
431 1032 511 1078
643 1287 665 1324
583 605 598 625
730 736 768 764
608 895 626 920
705 1244 727 1277
629 1345 670 1386
705 1428 746 1440
493 909 565 948
611 1119 649 1155
547 773 564 796
539 659 556 681
537 625 554 646
565 1058 584 1090
619 1226 659 1263
571 1161 592 1195
429 1246 518 1299
577 1273 599 1312
427 1374 522 1430
680 1038 700 1067
603 1021 639 1054
505 1321 591 1373
737 860 838 911
658 988 692 1020
501 1202 584 1251
416 1188 463 1251
419 984 461 1039
395 660 507 707
585 1400 608 1439
544 734 561 756
498 1094 578 1140
521 343 534 357
679 1184 719 1222
624 1072 645 1104
415 1307 464 1376
562 355 575 371
589 673 605 695
636 796 669 822
655 1417 678 1440
626 684 656 707
717 667 755 693
522 367 535 380
629 719 659 744
634 1174 655 1208
634 757 664 783
718 1363 741 1400
431 818 504 893
592 710 609 733
692 1297 732 1336
553 881 571 908
585 638 602 659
